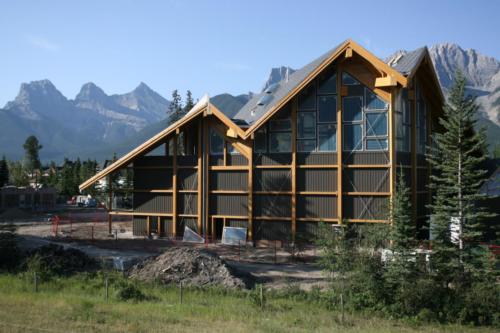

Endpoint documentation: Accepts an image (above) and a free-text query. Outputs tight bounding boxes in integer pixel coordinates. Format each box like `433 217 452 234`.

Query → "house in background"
80 39 443 242
0 186 57 211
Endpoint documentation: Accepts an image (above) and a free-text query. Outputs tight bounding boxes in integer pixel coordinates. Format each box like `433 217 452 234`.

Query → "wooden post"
197 119 203 233
203 121 210 241
248 139 253 242
411 83 417 225
108 175 113 234
291 98 297 242
146 215 151 236
337 66 343 224
173 134 178 236
389 89 396 218
157 216 162 236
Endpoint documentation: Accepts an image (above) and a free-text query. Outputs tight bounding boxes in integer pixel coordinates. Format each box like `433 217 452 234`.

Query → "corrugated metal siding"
178 193 197 215
134 193 172 213
227 154 248 166
344 168 389 192
134 156 171 167
253 195 291 217
396 167 412 188
297 168 337 192
160 217 174 237
296 195 337 218
209 194 248 216
254 153 292 165
297 153 337 165
209 156 224 166
134 168 172 189
253 169 291 191
396 152 411 166
178 169 198 190
226 219 248 229
254 220 291 240
296 222 320 241
177 155 197 166
343 152 389 165
417 169 428 191
133 217 147 236
344 196 388 220
210 171 248 191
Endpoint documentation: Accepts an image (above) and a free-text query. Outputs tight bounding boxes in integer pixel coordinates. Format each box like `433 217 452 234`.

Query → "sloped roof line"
240 39 409 139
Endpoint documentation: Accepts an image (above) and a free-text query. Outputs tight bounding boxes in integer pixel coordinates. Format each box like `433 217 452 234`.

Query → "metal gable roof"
388 47 427 75
231 41 346 127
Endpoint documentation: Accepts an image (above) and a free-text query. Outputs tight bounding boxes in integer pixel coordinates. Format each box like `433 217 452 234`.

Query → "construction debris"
128 247 254 289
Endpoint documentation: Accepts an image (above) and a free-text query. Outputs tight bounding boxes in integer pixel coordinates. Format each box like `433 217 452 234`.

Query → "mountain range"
0 43 499 162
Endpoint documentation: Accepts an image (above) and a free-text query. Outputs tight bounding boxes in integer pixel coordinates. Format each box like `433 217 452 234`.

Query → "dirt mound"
26 244 97 276
128 247 254 289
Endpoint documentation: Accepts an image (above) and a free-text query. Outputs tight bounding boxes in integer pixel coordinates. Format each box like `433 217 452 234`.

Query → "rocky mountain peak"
262 66 296 92
75 82 108 102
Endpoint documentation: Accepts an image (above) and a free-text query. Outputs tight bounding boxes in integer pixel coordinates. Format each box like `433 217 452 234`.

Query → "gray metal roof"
231 41 346 126
388 47 427 75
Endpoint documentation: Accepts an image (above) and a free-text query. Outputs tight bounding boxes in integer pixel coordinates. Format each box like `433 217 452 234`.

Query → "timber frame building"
80 39 443 241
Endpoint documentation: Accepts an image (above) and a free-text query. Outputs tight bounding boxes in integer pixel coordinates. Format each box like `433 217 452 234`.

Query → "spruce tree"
167 89 184 124
427 71 492 284
184 90 195 113
22 135 42 187
0 155 9 187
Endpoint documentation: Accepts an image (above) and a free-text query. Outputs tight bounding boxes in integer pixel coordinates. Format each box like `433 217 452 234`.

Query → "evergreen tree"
8 161 29 187
0 156 9 187
183 90 195 113
427 71 492 285
167 89 185 124
22 136 42 186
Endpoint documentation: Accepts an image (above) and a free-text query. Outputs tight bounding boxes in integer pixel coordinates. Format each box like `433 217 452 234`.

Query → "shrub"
115 283 148 302
457 282 500 326
0 226 21 271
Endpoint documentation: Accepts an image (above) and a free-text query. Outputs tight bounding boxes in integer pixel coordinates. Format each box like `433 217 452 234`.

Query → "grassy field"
0 273 495 333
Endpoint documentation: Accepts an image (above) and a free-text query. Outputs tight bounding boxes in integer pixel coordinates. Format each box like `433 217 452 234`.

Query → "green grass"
0 273 495 333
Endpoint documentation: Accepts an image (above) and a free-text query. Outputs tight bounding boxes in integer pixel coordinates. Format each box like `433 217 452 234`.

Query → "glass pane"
297 139 316 152
210 129 224 155
298 84 316 110
366 112 387 136
318 95 336 123
342 72 360 85
318 124 336 151
366 138 388 150
254 128 267 153
269 118 291 131
269 132 291 152
343 97 363 122
297 112 316 139
318 71 337 94
227 143 240 154
365 89 388 110
344 124 362 150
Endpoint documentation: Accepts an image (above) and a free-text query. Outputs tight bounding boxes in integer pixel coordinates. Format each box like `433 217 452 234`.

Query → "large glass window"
365 90 388 110
227 143 240 154
254 128 267 153
343 96 363 122
366 138 388 150
297 139 316 152
297 112 316 139
298 84 316 110
269 132 291 152
342 72 360 85
318 71 337 94
318 124 336 151
344 124 363 151
366 112 387 136
318 95 336 123
210 129 224 155
269 118 291 131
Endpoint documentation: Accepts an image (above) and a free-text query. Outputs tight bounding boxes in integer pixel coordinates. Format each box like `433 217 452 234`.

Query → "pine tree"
183 90 195 113
427 71 492 284
8 161 29 187
0 155 9 187
167 89 185 124
22 135 42 187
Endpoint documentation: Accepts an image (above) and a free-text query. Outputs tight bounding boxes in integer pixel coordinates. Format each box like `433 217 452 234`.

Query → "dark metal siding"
134 156 171 167
344 168 389 192
296 222 320 241
209 156 224 166
344 196 388 220
226 219 248 229
134 193 172 213
396 152 411 166
227 154 248 166
210 171 248 191
133 217 147 236
160 217 174 237
209 194 248 216
396 167 412 188
177 217 198 236
254 220 291 240
296 153 337 165
134 168 172 189
178 193 197 215
343 152 389 165
177 155 197 166
178 169 198 190
297 169 337 192
254 153 292 165
253 195 291 217
296 195 337 218
253 169 291 191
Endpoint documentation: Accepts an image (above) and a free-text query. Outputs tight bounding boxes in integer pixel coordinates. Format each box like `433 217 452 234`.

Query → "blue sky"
1 0 498 106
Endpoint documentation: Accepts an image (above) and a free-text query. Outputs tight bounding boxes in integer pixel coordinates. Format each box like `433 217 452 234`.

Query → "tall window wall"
416 83 427 154
395 89 411 152
342 72 389 151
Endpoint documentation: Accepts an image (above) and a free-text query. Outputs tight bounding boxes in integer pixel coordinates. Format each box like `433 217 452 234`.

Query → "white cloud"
26 35 61 52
